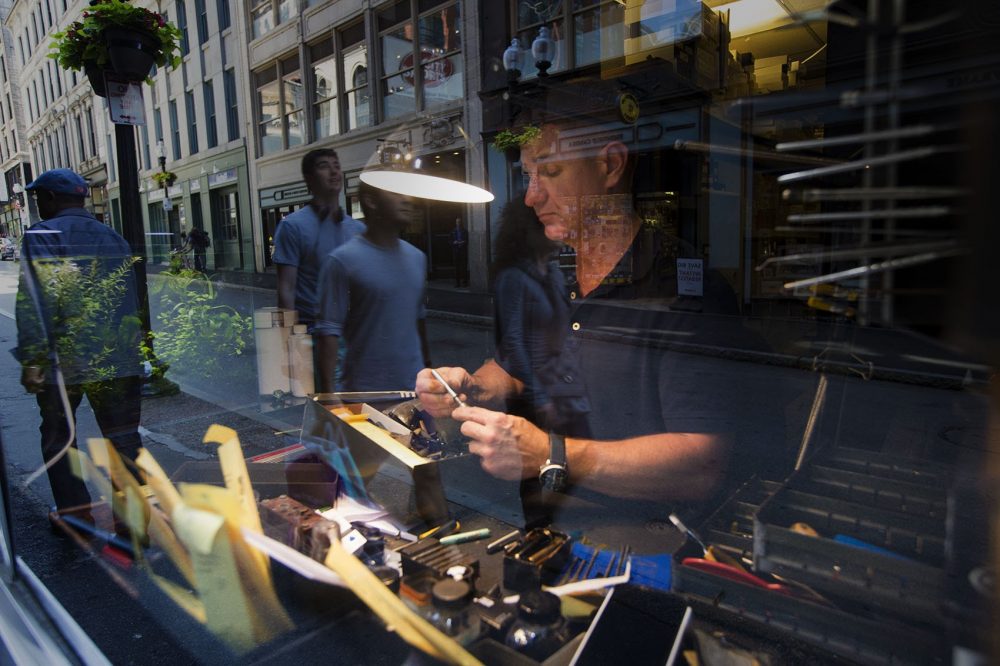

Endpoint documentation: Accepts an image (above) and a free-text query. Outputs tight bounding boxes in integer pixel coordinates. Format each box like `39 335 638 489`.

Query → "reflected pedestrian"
314 180 431 393
16 169 144 513
451 216 468 287
188 226 210 272
493 199 591 437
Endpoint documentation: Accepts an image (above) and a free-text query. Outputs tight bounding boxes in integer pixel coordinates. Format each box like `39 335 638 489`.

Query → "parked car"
1 238 16 261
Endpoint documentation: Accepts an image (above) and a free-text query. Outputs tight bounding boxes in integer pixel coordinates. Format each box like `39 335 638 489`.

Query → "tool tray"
753 449 951 626
672 477 946 665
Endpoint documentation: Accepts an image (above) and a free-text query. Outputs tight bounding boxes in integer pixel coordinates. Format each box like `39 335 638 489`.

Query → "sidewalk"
159 265 989 389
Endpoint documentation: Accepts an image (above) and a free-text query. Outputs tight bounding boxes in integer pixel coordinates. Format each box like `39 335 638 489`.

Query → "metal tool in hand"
430 368 467 408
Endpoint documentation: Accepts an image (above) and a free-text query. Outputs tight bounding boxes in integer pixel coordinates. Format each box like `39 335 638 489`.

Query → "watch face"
540 466 568 492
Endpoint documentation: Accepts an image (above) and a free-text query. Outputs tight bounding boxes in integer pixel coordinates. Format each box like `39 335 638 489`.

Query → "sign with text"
107 74 146 125
677 258 704 297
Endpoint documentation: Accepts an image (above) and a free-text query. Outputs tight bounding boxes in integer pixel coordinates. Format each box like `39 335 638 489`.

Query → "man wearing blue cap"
16 168 144 513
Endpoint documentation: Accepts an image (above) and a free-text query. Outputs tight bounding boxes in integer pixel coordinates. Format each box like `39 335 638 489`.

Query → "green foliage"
148 270 253 382
490 125 542 152
22 256 142 384
49 0 183 72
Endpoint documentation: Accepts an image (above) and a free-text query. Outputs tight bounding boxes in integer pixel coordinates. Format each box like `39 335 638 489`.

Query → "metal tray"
754 471 947 624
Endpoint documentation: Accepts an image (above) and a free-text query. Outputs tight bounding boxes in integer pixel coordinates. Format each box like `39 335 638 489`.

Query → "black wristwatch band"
539 433 569 492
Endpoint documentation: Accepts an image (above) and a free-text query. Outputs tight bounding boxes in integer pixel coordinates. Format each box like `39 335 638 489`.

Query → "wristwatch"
539 433 569 492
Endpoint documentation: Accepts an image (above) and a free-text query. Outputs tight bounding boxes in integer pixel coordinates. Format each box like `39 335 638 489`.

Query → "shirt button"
569 291 577 300
562 374 573 383
571 322 581 331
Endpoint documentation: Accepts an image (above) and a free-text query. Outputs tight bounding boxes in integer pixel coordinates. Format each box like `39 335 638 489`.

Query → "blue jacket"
16 208 143 384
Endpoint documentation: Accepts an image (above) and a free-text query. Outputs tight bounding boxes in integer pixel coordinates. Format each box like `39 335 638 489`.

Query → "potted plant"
152 170 178 188
49 0 183 93
490 125 542 160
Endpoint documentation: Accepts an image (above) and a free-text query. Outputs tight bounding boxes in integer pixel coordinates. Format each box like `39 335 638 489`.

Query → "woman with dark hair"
492 199 591 439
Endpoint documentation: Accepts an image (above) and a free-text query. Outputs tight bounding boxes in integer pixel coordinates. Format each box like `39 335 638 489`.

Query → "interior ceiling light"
360 170 494 204
711 0 825 37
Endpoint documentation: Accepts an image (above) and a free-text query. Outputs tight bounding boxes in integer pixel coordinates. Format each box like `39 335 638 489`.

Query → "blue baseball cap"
25 168 89 196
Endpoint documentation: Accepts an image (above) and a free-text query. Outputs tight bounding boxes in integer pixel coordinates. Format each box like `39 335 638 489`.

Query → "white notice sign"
107 74 146 126
677 258 704 297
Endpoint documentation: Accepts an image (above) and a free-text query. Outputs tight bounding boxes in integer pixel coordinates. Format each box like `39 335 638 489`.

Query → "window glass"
341 23 371 130
4 3 1000 666
256 69 281 154
282 58 304 148
311 39 338 139
381 24 416 119
573 1 624 67
251 0 273 39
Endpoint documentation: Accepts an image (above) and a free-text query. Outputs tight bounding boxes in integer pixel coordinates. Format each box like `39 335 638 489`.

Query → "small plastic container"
504 589 570 661
426 579 481 646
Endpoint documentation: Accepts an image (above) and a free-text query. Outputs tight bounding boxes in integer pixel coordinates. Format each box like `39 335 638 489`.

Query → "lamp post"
532 27 554 78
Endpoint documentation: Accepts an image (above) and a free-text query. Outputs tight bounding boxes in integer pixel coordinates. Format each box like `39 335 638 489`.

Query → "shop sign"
209 168 237 187
677 258 703 296
259 183 310 207
400 50 453 88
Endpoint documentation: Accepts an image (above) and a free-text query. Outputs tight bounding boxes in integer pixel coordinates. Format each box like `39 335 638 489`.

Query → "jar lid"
516 589 561 624
431 578 473 609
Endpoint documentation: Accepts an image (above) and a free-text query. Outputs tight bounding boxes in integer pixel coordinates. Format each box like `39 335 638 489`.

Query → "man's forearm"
315 335 339 393
567 432 730 502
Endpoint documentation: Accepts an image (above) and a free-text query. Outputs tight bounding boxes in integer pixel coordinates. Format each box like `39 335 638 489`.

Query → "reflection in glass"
251 2 272 38
421 53 463 106
278 0 297 22
312 51 339 138
382 72 414 119
573 1 624 67
418 4 461 58
342 34 370 130
257 78 280 154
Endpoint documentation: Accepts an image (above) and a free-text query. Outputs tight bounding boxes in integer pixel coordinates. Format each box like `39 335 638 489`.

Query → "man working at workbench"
416 118 758 523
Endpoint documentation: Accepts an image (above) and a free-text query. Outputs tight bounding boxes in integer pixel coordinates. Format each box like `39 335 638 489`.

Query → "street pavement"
0 258 995 662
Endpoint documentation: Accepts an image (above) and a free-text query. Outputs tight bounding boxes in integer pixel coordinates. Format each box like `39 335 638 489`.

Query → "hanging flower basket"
49 0 182 85
152 171 177 188
104 26 161 81
85 66 109 97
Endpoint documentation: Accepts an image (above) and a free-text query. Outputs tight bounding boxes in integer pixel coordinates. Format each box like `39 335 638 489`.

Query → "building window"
254 56 302 155
154 106 164 143
87 106 98 156
512 0 623 75
250 0 274 39
224 68 239 141
255 66 280 154
341 20 370 131
418 2 462 108
379 0 463 119
169 99 181 159
217 0 230 30
204 80 218 148
186 90 199 154
310 38 338 140
140 122 151 170
176 0 189 55
283 56 304 148
195 0 208 45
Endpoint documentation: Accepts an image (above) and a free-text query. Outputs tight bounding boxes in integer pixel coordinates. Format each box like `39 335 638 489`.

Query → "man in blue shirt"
16 169 144 512
314 181 430 393
272 149 365 330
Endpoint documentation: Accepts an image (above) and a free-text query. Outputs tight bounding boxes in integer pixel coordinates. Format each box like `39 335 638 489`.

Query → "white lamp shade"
532 27 553 62
503 38 523 72
360 170 494 204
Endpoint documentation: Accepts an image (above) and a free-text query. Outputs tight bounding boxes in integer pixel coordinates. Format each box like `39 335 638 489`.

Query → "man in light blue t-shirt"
314 181 430 392
273 149 365 329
